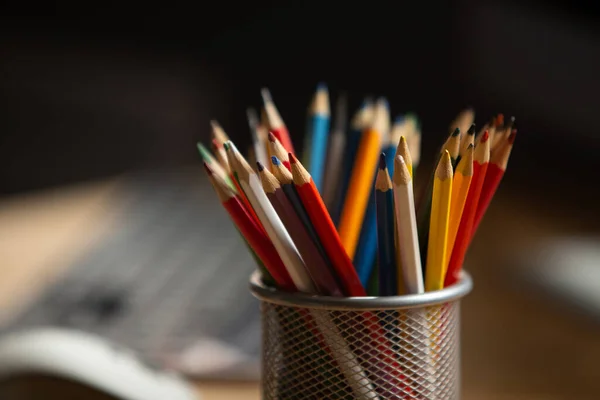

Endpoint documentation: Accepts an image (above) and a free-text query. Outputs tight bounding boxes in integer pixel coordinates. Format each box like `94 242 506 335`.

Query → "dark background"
1 0 599 204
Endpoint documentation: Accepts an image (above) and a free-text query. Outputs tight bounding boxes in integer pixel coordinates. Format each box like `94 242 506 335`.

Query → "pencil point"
495 114 504 126
223 141 230 151
288 152 298 164
452 127 460 137
260 88 272 104
267 132 276 142
256 161 264 172
508 129 517 144
467 143 474 149
467 124 476 135
316 82 327 91
377 97 389 110
481 130 490 143
271 156 280 166
203 162 213 175
379 153 387 170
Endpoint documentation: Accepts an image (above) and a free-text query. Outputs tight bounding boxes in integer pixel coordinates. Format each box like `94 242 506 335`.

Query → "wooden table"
0 178 598 399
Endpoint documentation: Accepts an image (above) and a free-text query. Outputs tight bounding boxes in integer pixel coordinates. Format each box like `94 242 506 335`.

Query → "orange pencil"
289 153 365 296
471 129 517 237
338 98 390 258
444 131 490 287
261 88 295 154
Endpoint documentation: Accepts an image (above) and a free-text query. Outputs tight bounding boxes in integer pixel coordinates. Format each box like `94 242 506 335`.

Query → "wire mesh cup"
250 272 473 400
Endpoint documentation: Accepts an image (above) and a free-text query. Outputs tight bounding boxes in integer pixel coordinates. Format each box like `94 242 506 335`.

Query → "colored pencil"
271 156 332 268
375 154 397 296
322 93 348 209
247 107 269 167
338 98 390 259
416 128 457 268
332 99 374 224
403 114 421 170
204 163 294 291
491 116 515 153
259 162 343 296
261 88 295 154
353 131 396 286
446 144 474 268
228 143 313 292
268 132 291 171
456 123 476 166
289 153 366 296
303 83 330 192
196 142 236 192
392 155 423 294
224 142 263 228
211 138 230 174
210 120 230 143
444 131 490 287
450 108 474 144
425 150 453 292
471 129 516 237
442 127 461 169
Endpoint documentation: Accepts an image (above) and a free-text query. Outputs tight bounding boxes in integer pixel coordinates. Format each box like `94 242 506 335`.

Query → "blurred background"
0 1 599 399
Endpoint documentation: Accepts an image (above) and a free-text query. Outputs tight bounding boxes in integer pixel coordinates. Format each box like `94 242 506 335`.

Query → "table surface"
0 178 598 400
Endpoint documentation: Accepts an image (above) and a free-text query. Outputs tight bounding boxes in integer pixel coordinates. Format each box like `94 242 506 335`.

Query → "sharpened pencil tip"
267 132 276 142
495 114 504 126
271 156 280 166
377 97 389 110
256 161 264 172
467 123 476 135
223 141 230 151
260 88 272 104
452 127 460 137
508 129 517 144
481 130 490 142
288 152 298 164
316 82 327 91
467 143 474 149
379 153 387 170
203 162 213 175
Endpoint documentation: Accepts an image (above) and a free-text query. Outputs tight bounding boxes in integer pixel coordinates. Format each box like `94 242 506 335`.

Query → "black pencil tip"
452 127 460 137
467 123 476 135
256 161 264 172
379 153 387 170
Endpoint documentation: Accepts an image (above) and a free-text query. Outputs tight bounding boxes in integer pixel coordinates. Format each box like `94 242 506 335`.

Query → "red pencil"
204 163 295 291
224 141 266 233
471 129 517 238
444 131 490 287
267 132 291 171
289 152 366 297
261 88 296 154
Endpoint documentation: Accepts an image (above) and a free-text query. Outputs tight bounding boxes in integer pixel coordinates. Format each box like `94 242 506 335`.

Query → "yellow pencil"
338 98 390 259
445 144 474 268
425 150 453 292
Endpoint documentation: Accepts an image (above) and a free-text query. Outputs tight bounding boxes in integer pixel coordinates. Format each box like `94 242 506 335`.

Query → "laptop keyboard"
0 169 261 379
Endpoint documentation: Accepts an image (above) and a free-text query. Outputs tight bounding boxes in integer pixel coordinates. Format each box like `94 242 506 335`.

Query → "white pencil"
227 142 312 291
392 155 424 294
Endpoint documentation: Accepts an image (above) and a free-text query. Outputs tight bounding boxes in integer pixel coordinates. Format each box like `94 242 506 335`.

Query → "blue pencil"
303 83 330 192
353 136 398 286
331 98 374 225
375 154 397 296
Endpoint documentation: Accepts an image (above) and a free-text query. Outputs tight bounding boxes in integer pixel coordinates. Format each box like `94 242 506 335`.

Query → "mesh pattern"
260 301 461 400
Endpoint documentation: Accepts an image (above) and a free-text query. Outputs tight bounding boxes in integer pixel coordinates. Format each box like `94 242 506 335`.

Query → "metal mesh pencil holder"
250 272 473 400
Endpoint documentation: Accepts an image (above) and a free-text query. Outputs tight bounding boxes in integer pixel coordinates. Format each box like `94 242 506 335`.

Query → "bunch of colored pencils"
199 85 516 298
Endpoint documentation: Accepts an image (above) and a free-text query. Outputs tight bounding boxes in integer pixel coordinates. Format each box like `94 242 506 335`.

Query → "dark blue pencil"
375 154 397 296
